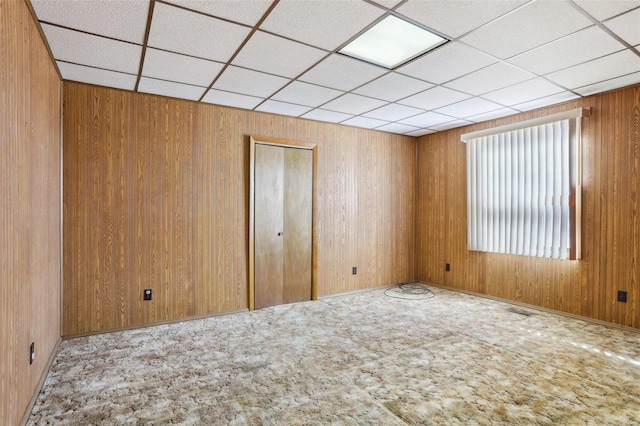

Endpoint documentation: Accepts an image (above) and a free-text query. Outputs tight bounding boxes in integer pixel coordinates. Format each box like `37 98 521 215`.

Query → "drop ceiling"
31 0 640 136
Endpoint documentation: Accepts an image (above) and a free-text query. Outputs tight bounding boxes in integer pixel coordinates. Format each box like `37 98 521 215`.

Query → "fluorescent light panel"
339 15 446 69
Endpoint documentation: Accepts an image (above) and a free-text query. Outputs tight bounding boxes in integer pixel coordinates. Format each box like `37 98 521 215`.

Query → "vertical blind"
462 109 585 260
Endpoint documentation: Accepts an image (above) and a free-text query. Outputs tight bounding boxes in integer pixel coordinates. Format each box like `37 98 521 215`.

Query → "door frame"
249 136 318 310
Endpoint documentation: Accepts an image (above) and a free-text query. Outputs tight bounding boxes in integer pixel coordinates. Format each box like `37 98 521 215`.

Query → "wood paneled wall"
63 82 415 336
417 84 640 329
0 1 62 425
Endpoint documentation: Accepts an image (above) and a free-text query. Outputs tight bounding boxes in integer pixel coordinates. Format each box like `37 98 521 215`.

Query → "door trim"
249 136 318 311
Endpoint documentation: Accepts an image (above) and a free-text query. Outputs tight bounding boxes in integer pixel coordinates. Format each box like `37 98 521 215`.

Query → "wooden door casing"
250 137 316 310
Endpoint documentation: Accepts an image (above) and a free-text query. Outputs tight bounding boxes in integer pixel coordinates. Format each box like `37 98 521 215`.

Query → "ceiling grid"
30 0 640 136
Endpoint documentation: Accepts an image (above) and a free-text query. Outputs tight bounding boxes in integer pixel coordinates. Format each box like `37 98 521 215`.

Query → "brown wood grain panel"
63 83 416 335
1 0 62 424
416 84 640 329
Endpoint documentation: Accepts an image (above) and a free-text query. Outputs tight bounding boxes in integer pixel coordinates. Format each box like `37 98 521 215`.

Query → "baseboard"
64 283 422 339
421 282 640 334
318 283 397 299
20 337 61 426
63 308 250 340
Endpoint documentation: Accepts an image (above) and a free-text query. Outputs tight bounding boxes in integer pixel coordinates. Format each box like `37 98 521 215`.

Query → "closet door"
283 148 312 304
254 144 284 309
254 144 312 309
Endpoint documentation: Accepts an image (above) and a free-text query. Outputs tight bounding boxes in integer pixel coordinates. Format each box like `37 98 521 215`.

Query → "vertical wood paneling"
416 84 640 329
0 1 62 424
63 83 415 336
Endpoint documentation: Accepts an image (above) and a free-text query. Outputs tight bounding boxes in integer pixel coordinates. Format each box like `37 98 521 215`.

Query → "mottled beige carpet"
29 285 640 425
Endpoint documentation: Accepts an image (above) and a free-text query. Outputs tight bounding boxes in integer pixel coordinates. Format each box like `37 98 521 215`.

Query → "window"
461 108 587 260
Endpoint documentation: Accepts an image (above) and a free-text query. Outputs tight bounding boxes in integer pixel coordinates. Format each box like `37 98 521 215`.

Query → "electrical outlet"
30 342 35 365
617 290 627 303
143 289 152 301
445 263 451 272
352 267 357 275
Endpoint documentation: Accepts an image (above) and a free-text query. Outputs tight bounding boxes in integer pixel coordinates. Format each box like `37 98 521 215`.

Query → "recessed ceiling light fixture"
339 15 447 69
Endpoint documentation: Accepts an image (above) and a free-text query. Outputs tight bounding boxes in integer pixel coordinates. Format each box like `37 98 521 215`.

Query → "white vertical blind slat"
516 129 525 255
480 136 488 251
523 128 532 256
493 135 500 253
560 120 570 258
539 124 548 257
497 137 507 253
546 123 555 258
530 126 539 258
552 121 562 259
505 132 514 254
467 140 475 249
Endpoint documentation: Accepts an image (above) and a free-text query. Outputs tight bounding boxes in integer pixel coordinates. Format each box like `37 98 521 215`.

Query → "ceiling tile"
444 62 535 96
201 89 264 109
397 42 496 85
342 116 389 129
507 26 626 76
461 0 592 59
148 2 250 62
232 31 327 78
271 81 343 108
398 86 472 110
406 129 436 137
429 119 472 131
482 78 565 106
322 94 387 115
573 0 640 21
41 24 142 74
138 77 206 101
574 71 640 96
398 111 456 128
31 0 149 43
165 0 272 26
255 100 312 117
212 66 289 98
298 54 386 91
545 50 640 89
512 91 580 112
435 97 504 118
353 73 433 102
466 107 518 123
604 8 640 46
301 109 353 123
260 0 384 50
142 48 224 87
396 0 527 38
57 62 137 90
363 104 424 122
375 123 420 134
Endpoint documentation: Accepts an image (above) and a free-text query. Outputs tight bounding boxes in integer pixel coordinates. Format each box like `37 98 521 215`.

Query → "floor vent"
507 307 535 317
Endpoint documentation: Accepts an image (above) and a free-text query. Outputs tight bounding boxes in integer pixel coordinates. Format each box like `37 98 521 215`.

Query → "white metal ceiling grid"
31 0 640 136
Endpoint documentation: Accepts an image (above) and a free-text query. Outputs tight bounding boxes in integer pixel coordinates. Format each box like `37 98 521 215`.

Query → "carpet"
28 285 640 425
